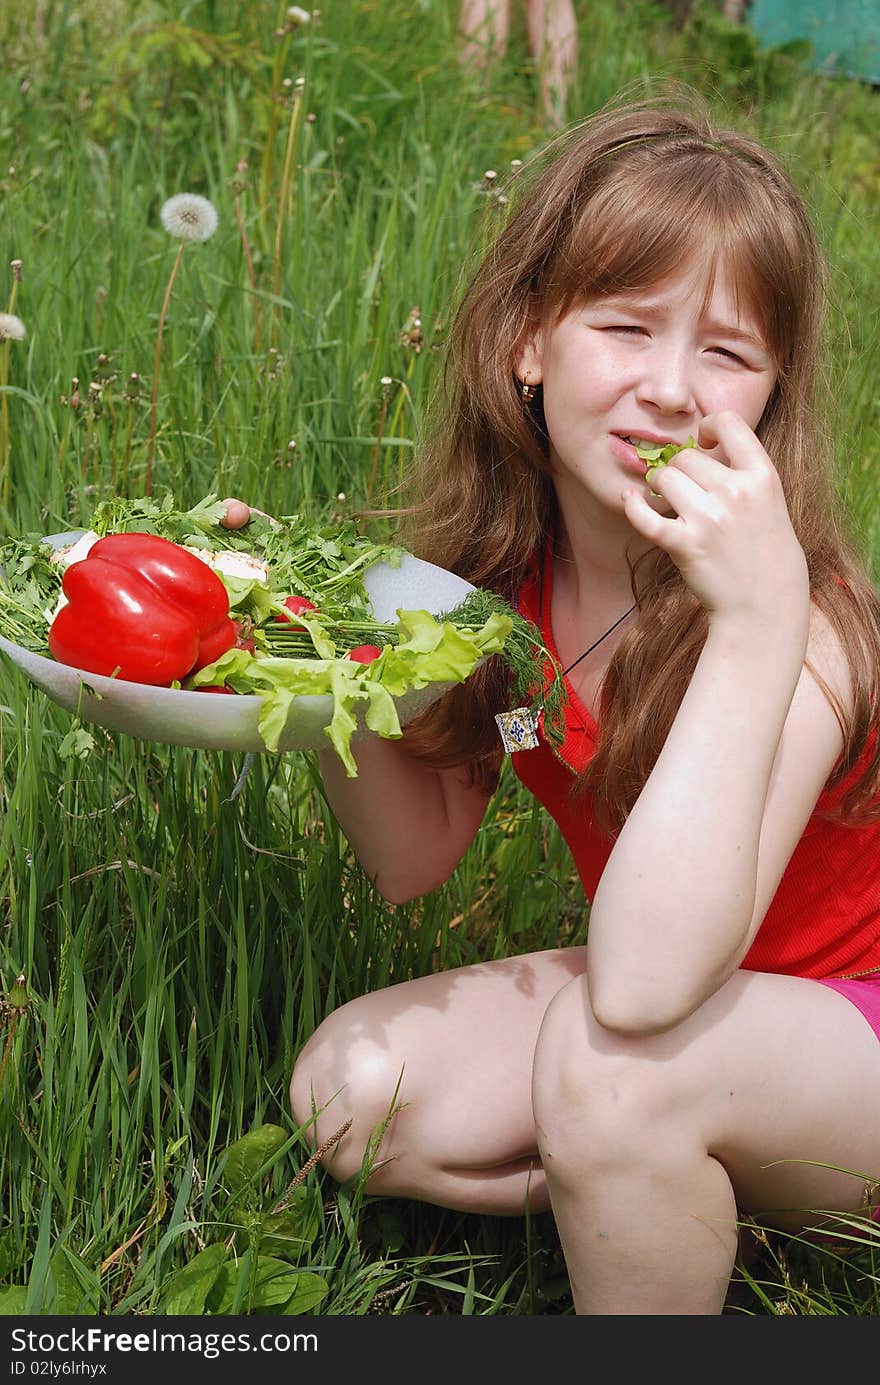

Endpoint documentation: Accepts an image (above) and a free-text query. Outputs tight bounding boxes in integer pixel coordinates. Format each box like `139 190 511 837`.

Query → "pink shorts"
820 975 880 1224
817 971 880 1226
818 970 880 1044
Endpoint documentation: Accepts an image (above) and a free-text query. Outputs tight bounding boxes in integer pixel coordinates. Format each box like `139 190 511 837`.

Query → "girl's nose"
634 347 696 415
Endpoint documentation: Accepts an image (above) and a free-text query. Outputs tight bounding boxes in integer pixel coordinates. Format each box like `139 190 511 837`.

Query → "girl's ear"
515 330 544 386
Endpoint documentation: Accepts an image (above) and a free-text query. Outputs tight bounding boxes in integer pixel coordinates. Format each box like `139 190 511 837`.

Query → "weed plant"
0 0 878 1316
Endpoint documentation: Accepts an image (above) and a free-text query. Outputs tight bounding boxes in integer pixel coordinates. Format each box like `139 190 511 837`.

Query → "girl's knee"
531 975 697 1170
289 998 408 1184
289 1023 332 1144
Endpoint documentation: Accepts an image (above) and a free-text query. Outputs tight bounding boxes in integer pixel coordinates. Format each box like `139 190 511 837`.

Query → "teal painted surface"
748 0 880 82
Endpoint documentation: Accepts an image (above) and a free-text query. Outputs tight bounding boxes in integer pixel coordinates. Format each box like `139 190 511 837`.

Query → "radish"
274 595 317 626
346 644 382 663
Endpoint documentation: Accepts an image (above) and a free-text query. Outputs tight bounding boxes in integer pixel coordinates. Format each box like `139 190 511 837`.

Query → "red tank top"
510 548 880 981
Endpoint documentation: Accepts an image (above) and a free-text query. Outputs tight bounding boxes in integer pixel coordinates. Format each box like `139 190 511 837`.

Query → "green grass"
0 0 878 1316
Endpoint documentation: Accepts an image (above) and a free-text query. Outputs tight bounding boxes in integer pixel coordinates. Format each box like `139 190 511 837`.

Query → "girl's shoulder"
807 600 854 718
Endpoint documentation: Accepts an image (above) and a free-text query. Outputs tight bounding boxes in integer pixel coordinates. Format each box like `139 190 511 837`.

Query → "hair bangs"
542 148 801 374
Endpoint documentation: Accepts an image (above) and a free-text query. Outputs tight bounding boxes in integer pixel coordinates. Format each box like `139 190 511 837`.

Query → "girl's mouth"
615 432 683 451
610 433 656 475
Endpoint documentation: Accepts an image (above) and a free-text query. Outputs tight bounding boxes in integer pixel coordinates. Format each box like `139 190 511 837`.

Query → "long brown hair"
397 90 880 832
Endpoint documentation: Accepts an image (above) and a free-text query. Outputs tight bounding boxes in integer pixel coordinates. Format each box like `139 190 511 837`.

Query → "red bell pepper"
48 533 237 685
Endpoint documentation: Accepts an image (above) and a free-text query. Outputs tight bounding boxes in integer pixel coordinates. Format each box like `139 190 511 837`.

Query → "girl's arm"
317 735 492 904
586 411 845 1033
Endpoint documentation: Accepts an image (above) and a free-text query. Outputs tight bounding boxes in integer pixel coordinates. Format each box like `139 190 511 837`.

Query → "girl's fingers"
220 498 252 530
654 445 724 489
643 458 726 523
697 410 771 472
623 468 724 561
220 499 280 530
621 488 681 549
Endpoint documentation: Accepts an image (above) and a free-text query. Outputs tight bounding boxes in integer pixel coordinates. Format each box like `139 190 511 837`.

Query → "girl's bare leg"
290 947 586 1213
532 968 880 1314
525 0 578 123
459 0 511 73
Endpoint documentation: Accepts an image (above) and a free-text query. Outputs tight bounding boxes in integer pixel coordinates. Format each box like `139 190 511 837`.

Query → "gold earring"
520 379 537 402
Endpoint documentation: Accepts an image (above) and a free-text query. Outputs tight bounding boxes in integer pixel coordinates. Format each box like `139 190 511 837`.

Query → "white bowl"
0 533 476 753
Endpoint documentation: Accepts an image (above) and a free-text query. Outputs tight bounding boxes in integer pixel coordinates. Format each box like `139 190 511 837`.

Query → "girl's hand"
219 498 252 530
621 410 809 631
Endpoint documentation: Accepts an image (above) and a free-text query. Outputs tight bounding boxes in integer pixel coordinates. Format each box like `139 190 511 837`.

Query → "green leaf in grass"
159 1243 228 1316
222 1124 289 1202
207 1255 328 1314
0 1286 27 1315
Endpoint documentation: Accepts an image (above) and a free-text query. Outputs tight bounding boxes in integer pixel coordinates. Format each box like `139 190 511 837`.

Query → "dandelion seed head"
0 313 26 342
160 193 219 243
287 5 311 23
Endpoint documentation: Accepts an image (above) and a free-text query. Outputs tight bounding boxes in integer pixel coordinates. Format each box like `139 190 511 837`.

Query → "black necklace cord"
494 590 637 756
561 602 638 677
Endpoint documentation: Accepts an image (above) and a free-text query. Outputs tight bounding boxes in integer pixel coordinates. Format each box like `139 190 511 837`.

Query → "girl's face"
517 260 778 522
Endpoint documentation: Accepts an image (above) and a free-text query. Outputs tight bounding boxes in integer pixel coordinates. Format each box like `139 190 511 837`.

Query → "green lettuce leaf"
636 435 697 485
374 608 511 695
191 607 512 774
634 436 696 468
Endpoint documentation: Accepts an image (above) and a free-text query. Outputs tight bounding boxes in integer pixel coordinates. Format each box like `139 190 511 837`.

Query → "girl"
279 93 880 1314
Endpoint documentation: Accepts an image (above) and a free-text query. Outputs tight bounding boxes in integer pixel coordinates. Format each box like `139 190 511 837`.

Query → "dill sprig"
441 588 568 746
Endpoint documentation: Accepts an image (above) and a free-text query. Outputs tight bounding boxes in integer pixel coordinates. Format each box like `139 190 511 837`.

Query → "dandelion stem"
121 407 133 493
234 190 261 352
258 10 292 240
393 359 417 493
0 280 19 509
82 414 93 486
0 352 10 509
272 82 304 351
145 240 185 496
368 389 392 506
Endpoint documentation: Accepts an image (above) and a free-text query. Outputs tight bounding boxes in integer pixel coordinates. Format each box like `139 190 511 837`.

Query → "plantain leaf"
159 1243 228 1316
222 1124 289 1202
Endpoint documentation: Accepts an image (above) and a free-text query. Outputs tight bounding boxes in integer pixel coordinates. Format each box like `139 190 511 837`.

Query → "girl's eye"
606 325 645 335
709 346 745 363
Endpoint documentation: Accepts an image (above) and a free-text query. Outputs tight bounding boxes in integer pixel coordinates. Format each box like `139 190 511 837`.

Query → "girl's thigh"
534 965 880 1226
704 971 880 1223
291 946 587 1172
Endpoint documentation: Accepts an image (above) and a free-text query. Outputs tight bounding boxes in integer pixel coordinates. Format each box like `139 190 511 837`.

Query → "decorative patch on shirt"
495 706 540 753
